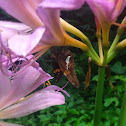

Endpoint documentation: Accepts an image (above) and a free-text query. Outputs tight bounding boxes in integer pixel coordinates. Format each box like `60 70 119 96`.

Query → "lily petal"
0 25 18 45
27 62 53 93
8 27 45 56
40 0 85 10
0 87 65 119
38 29 58 46
0 66 40 110
36 0 85 44
0 21 32 48
36 0 84 42
36 6 64 41
43 85 70 97
86 0 126 26
0 0 42 28
0 65 10 103
0 21 30 31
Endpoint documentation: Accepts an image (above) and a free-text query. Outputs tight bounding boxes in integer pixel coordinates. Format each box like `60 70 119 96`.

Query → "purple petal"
40 0 85 10
0 66 41 110
0 89 65 119
36 0 85 44
0 65 10 103
86 0 126 25
36 6 64 41
0 0 42 29
28 65 53 93
10 57 53 94
43 85 70 97
0 25 18 45
0 21 30 31
8 27 45 56
86 0 115 24
39 28 58 46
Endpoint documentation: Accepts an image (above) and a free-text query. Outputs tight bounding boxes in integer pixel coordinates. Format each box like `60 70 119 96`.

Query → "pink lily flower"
0 0 87 57
0 2 70 125
86 0 126 48
36 0 86 48
0 60 69 125
0 32 69 125
86 0 126 27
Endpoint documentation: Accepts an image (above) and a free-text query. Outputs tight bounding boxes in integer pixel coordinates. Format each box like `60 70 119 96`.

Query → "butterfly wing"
58 51 79 88
51 54 63 82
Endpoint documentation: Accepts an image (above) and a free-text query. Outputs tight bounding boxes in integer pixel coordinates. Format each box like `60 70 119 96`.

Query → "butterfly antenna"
62 81 69 89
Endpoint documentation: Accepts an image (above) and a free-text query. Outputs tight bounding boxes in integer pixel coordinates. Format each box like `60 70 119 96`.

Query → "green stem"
97 35 103 62
87 50 102 65
102 50 108 66
108 16 126 56
61 18 100 62
81 37 100 62
107 50 117 64
118 87 126 126
107 39 126 64
108 34 120 56
93 67 105 126
85 40 100 60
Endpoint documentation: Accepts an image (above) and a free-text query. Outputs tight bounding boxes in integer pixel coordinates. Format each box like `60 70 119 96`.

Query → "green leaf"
68 101 75 108
75 99 84 105
57 105 66 110
111 62 126 74
57 116 62 123
38 115 47 120
65 118 77 124
104 97 119 107
54 110 64 115
68 109 79 115
48 123 61 126
92 75 98 81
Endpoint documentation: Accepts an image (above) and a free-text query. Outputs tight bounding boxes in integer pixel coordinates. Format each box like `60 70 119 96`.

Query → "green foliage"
104 97 119 107
111 61 126 74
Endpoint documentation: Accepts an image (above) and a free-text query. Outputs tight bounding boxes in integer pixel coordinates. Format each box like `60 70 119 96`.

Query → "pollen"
43 81 51 87
0 29 3 32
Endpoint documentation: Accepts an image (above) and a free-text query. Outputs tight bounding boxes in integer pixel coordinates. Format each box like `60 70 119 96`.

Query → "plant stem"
118 87 126 126
87 50 102 65
93 67 105 126
97 36 103 62
108 34 120 55
107 39 126 64
102 49 108 66
61 19 100 62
